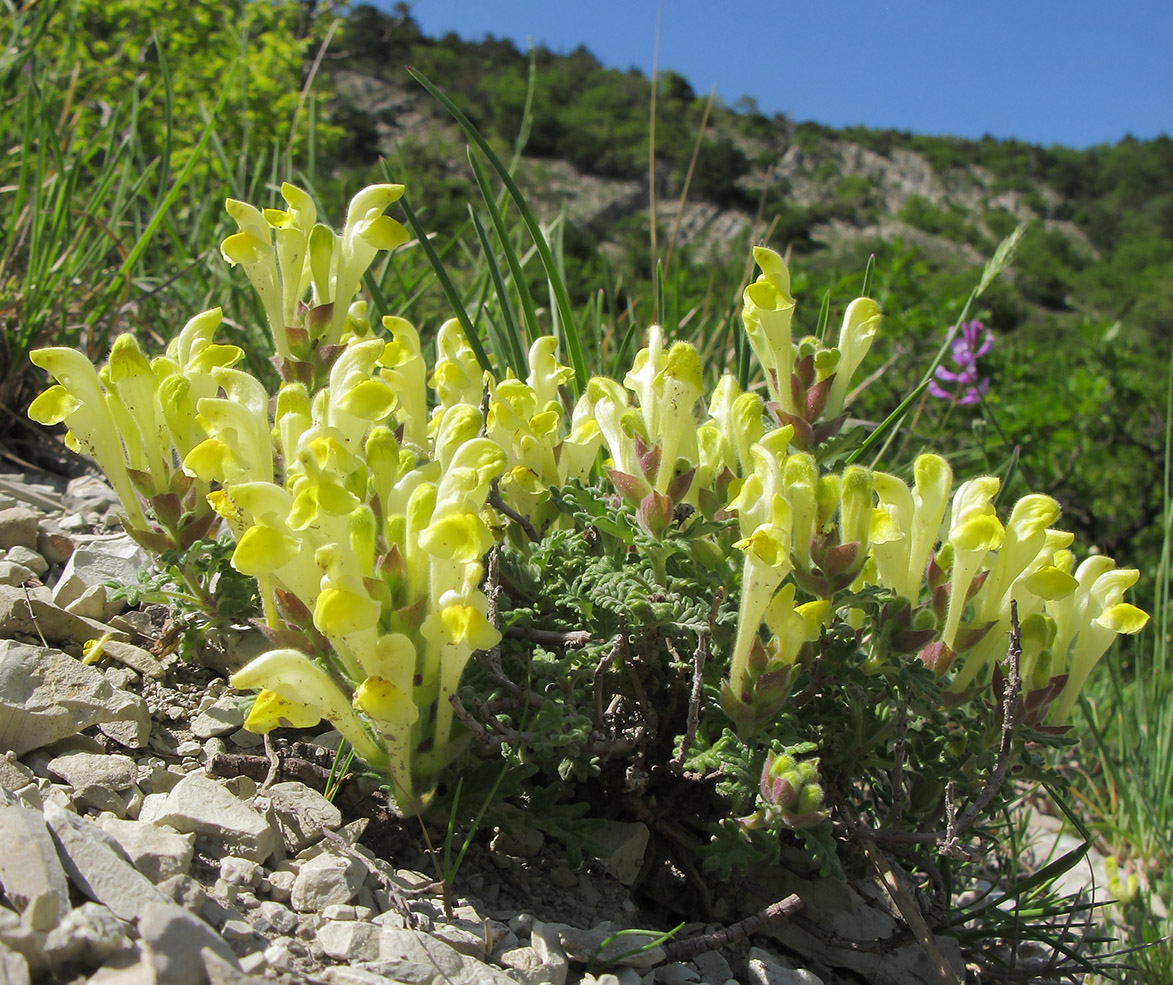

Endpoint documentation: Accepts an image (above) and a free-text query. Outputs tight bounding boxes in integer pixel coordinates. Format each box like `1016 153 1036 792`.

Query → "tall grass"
1066 346 1173 982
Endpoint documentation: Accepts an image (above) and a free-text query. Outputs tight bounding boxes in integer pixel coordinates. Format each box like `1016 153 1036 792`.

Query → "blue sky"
401 1 1172 149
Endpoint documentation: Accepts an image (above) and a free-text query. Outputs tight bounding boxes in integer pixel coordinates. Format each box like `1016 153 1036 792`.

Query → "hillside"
315 5 1172 573
327 5 1172 338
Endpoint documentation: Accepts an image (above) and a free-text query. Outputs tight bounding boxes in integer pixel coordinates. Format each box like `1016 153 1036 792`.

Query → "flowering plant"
928 320 993 405
27 178 1147 897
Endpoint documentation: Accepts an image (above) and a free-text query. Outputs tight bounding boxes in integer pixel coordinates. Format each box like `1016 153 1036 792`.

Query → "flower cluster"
928 320 993 406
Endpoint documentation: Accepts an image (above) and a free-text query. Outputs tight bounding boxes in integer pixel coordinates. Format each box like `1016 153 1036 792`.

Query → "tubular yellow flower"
229 649 386 769
28 348 146 529
742 247 796 411
825 298 882 418
941 477 1004 650
222 199 287 358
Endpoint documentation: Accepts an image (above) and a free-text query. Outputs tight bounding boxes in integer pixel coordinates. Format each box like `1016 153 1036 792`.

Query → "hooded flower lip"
742 248 796 412
28 346 148 529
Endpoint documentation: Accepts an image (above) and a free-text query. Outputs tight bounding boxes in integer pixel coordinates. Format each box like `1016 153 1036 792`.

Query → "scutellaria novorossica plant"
28 182 1148 872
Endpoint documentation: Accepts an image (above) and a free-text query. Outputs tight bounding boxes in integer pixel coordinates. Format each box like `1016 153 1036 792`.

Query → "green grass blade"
466 148 540 358
815 289 831 344
470 206 528 378
118 63 238 278
397 194 492 372
407 66 586 394
860 253 876 298
849 379 930 468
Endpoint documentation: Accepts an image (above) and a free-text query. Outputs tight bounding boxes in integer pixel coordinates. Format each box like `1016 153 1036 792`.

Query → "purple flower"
928 321 993 406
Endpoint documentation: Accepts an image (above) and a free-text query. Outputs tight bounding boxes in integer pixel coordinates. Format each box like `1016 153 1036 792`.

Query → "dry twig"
661 894 803 962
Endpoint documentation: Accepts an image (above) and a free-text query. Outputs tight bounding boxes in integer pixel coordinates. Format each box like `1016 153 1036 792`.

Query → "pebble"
267 780 343 853
46 750 137 815
220 855 261 887
93 815 195 883
138 900 241 984
0 507 41 551
291 851 366 912
4 546 47 577
253 901 299 936
746 949 825 985
150 771 280 863
42 801 172 923
43 901 126 969
0 561 37 586
0 941 29 985
0 640 146 756
0 803 71 930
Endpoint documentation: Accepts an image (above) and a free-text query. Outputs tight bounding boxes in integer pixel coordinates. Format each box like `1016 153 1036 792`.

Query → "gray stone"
261 937 296 972
692 950 733 984
252 900 298 936
190 695 246 739
0 906 47 977
0 752 34 793
218 919 256 945
321 969 423 985
42 800 171 922
0 507 41 551
0 587 128 648
0 641 145 755
86 951 157 985
151 772 280 863
745 949 824 985
499 945 550 985
316 920 383 962
0 475 62 513
219 855 260 887
591 821 650 886
94 816 195 882
750 867 967 985
654 964 699 985
64 584 108 620
37 530 75 566
0 561 37 586
374 929 519 985
43 901 127 969
267 780 343 853
430 922 489 959
265 868 296 902
64 475 119 514
51 534 151 615
0 940 29 985
0 804 71 930
138 901 240 985
290 851 365 912
93 639 166 680
5 546 48 578
157 874 206 912
47 750 137 814
202 948 258 985
529 920 569 985
557 923 665 970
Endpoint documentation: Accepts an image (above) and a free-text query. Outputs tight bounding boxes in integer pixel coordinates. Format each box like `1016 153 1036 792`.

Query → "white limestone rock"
42 801 171 923
290 851 366 912
0 641 145 756
94 816 195 883
150 772 280 864
0 804 71 931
